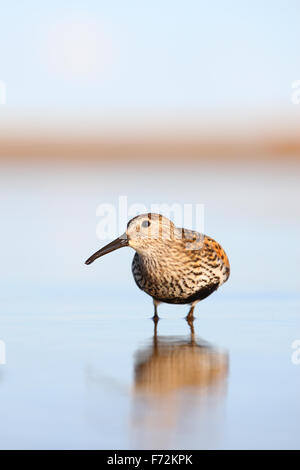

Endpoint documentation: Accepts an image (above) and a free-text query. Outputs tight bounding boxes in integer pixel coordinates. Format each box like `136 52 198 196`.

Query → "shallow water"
0 162 299 449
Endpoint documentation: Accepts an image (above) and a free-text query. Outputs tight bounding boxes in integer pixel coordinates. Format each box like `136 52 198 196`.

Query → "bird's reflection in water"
135 320 228 394
131 319 229 449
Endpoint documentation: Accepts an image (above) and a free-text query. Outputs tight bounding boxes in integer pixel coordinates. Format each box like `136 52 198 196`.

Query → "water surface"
0 163 299 449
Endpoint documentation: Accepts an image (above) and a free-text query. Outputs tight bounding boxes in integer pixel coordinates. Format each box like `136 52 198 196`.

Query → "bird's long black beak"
85 234 128 265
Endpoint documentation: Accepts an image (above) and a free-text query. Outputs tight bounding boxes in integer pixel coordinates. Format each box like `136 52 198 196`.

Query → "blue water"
0 163 299 449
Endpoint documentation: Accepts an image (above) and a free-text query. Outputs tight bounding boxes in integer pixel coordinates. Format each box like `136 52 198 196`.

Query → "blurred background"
1 0 300 160
0 0 300 450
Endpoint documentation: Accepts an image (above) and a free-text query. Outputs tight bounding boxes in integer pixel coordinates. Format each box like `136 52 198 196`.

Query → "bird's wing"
202 236 230 271
177 227 205 251
178 229 230 275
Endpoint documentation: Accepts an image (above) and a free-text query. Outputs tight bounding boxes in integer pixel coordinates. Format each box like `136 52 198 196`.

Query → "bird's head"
85 213 175 264
126 213 175 253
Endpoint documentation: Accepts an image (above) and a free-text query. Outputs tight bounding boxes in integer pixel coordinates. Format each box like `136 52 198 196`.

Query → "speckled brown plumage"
85 213 230 320
131 225 229 305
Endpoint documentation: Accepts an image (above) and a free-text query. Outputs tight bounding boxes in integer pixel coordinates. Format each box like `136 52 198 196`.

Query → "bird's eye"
142 220 151 228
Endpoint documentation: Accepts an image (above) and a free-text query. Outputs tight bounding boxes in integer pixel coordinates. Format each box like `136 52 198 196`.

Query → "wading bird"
85 213 230 321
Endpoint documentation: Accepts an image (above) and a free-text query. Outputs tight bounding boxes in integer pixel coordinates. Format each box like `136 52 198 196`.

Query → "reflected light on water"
131 320 228 449
134 321 228 394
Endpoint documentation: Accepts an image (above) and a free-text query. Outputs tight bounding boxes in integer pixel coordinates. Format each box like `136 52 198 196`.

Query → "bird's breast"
131 246 226 304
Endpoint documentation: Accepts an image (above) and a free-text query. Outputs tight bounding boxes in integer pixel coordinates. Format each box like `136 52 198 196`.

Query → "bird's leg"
187 318 196 344
152 299 160 323
186 301 198 324
186 306 195 326
153 317 158 342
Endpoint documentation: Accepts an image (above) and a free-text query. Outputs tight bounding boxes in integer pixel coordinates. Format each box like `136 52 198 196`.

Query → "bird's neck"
136 244 178 277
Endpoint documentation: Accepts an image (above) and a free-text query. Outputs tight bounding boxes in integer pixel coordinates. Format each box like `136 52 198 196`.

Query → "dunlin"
85 213 230 321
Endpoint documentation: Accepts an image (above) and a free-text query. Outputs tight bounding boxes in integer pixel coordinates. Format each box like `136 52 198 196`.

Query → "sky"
0 0 300 114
